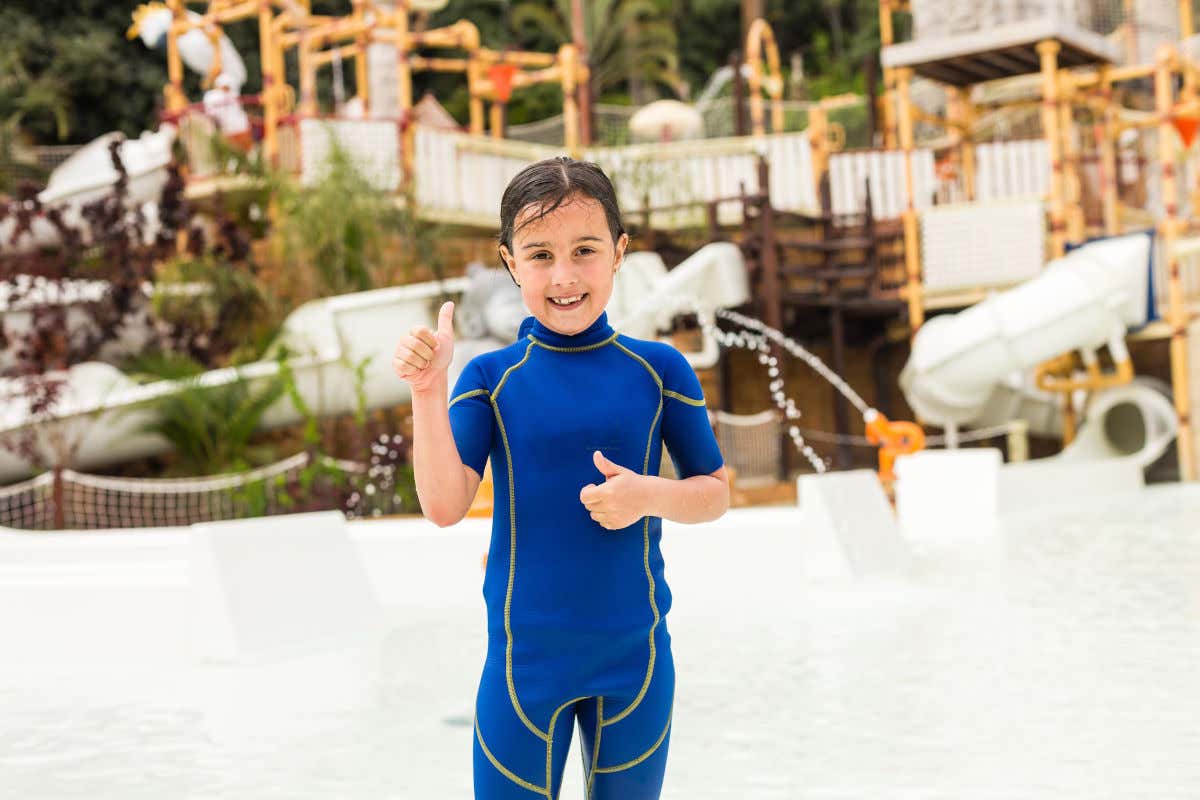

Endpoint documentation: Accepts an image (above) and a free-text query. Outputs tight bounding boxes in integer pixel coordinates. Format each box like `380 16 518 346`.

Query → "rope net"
0 445 412 531
708 409 783 487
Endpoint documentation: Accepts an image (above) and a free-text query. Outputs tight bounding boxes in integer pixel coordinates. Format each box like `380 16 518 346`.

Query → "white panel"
921 198 1046 292
190 510 384 661
796 469 908 579
299 119 400 192
894 449 1001 540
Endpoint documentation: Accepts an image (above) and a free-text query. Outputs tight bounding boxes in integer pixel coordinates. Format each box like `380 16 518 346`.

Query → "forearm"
643 472 729 524
410 380 469 526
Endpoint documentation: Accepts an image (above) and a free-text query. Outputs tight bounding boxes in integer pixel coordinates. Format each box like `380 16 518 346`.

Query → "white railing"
587 132 817 227
410 125 818 228
975 139 1050 202
412 126 561 224
827 149 937 218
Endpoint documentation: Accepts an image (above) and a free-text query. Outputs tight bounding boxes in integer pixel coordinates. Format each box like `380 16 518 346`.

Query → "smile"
549 294 587 308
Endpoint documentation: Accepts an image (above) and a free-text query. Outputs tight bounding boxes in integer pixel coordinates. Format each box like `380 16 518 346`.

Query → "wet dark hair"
498 156 626 264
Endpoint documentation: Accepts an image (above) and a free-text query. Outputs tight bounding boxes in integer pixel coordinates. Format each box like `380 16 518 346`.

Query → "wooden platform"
882 19 1119 86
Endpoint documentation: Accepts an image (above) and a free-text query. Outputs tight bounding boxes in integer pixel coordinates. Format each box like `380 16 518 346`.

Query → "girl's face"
500 194 628 336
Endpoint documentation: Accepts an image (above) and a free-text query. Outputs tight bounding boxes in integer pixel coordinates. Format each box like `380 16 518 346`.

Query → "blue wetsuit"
448 311 724 800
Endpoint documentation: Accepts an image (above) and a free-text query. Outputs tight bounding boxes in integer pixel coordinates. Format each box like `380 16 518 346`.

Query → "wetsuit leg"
473 652 579 799
575 645 675 800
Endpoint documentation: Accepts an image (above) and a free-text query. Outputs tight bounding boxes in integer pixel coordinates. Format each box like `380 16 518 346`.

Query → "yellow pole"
808 104 829 201
1039 40 1067 259
946 87 965 200
468 59 485 135
206 26 225 86
395 6 414 178
298 24 317 115
1098 69 1120 235
489 102 505 139
354 0 369 114
165 1 187 112
561 44 580 154
878 0 898 149
896 67 924 331
962 94 978 201
1123 0 1138 63
1059 78 1086 245
1155 44 1197 480
1182 0 1195 42
259 0 278 165
746 21 765 136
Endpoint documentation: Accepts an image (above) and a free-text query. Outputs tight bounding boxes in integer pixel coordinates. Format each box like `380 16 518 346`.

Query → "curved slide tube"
900 232 1153 426
900 231 1178 470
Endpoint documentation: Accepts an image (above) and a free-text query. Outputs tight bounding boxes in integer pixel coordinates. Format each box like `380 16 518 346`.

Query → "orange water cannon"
863 409 925 483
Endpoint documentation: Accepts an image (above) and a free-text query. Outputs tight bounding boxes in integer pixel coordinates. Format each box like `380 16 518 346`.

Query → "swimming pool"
3 483 1199 798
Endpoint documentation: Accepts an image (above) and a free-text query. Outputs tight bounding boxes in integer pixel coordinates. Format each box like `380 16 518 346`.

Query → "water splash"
657 296 883 475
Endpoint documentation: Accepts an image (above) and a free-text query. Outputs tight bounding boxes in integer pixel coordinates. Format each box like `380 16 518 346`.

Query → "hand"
579 450 651 531
393 301 455 393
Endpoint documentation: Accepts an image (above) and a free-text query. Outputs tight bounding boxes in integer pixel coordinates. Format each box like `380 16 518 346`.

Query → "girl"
393 157 730 799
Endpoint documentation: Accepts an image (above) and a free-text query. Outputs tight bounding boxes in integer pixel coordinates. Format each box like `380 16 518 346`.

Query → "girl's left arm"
643 466 730 524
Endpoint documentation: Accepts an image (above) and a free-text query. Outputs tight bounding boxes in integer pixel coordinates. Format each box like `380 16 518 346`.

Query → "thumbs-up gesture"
393 300 455 393
579 450 651 531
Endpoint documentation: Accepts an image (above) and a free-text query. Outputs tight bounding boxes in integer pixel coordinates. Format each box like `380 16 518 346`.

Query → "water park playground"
4 0 1200 796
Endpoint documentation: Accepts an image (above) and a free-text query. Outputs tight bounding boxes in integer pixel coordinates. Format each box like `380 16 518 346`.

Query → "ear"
498 245 519 286
613 233 629 273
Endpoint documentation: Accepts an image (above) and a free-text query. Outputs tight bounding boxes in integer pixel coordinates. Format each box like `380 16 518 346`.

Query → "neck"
520 312 615 349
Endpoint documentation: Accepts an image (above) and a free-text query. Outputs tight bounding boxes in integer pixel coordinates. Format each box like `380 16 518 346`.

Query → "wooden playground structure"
877 0 1200 479
141 2 1200 482
151 0 589 173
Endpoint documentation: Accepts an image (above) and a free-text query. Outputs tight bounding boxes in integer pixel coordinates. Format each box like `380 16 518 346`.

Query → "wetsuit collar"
520 311 615 349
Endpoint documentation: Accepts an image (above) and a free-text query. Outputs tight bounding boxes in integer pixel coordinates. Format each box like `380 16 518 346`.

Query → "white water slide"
0 4 253 254
0 243 748 483
900 232 1178 470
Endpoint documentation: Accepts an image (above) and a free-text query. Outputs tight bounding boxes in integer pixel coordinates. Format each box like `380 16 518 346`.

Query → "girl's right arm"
394 301 481 527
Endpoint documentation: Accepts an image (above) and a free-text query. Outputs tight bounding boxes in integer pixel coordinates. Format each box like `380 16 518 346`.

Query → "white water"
3 484 1200 798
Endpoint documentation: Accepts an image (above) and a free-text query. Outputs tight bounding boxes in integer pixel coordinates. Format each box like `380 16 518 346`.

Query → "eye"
530 251 551 261
575 246 596 257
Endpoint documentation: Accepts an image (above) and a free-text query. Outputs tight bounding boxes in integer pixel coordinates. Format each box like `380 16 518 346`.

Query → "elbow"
711 468 731 518
422 501 467 528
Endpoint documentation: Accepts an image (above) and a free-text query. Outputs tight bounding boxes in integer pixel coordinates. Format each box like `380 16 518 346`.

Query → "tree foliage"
1 1 888 140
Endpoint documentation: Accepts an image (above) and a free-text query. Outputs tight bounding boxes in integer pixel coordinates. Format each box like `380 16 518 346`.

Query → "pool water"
2 484 1199 798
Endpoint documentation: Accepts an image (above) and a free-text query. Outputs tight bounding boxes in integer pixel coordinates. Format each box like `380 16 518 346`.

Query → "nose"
549 259 578 288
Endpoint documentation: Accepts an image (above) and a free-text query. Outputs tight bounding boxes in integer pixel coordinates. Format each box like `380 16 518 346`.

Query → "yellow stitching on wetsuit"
586 697 604 799
612 340 664 390
593 712 673 774
476 715 546 795
545 695 589 800
492 392 549 743
528 332 620 353
491 342 547 740
605 339 666 728
662 389 705 406
494 340 537 400
449 388 491 408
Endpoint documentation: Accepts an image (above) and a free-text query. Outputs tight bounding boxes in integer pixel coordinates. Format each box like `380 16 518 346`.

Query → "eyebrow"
521 236 605 250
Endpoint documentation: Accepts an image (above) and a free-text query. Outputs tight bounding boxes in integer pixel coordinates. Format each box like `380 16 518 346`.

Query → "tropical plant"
245 133 412 301
137 361 287 476
511 0 682 102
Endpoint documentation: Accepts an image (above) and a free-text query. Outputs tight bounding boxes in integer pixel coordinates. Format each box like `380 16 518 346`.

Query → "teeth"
551 295 583 306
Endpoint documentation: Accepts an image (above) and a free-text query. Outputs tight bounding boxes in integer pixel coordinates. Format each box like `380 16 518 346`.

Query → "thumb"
593 450 626 478
436 301 455 339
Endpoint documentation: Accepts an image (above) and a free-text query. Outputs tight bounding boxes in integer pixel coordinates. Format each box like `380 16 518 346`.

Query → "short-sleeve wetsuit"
448 311 724 800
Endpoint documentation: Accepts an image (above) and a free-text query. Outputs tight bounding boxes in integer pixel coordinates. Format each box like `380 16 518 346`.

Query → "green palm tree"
511 0 681 101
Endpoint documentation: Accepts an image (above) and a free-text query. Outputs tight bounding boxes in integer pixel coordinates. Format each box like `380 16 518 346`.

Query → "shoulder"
459 338 536 385
612 334 695 386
